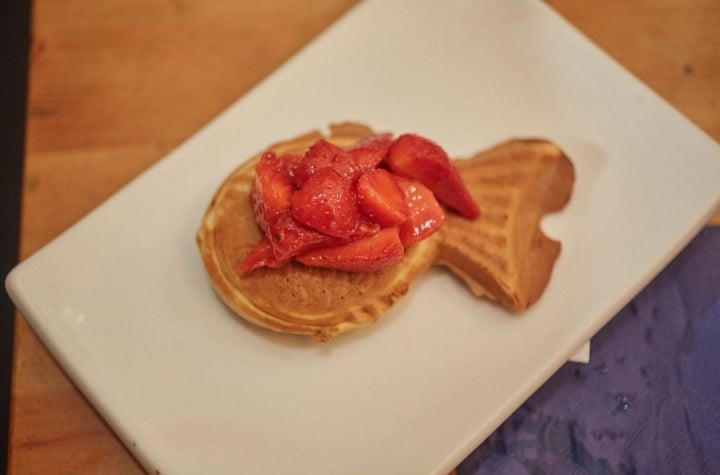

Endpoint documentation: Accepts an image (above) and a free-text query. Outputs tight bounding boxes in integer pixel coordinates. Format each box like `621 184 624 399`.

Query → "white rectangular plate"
7 1 720 473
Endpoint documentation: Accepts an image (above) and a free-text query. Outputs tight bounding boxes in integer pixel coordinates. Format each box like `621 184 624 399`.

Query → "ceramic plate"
7 1 720 473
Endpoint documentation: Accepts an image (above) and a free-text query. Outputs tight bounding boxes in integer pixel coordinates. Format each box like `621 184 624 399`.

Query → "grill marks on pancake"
436 139 574 310
444 156 532 284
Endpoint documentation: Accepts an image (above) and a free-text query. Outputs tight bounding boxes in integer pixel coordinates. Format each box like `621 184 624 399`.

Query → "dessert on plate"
196 122 574 340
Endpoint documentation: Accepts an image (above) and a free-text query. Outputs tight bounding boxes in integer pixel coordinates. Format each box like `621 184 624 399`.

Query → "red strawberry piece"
279 153 302 175
238 236 289 273
351 216 382 239
291 167 361 239
348 133 393 172
387 134 480 219
250 150 295 231
265 212 340 261
296 227 404 273
356 168 409 227
291 139 357 187
394 176 446 246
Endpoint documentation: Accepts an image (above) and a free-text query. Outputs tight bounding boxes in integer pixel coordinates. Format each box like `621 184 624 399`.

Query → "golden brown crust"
197 124 575 340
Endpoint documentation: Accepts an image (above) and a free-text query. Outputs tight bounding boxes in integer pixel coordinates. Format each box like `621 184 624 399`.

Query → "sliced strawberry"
356 168 409 227
238 236 289 273
291 167 361 239
278 153 302 176
250 151 295 231
265 212 340 261
351 216 382 239
387 134 480 219
290 139 356 187
348 133 393 172
394 176 446 246
296 227 404 273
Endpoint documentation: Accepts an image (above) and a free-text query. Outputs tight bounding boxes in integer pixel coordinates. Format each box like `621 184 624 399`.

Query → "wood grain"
11 1 720 473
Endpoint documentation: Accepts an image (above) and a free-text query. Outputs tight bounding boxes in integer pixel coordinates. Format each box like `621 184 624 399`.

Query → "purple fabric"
458 227 720 475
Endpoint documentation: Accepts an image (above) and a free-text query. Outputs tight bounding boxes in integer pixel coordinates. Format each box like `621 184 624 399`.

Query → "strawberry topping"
356 168 409 227
239 131 480 273
292 168 361 239
238 236 289 273
394 176 446 246
348 133 393 171
291 139 357 186
266 212 340 261
297 227 404 273
250 151 295 231
387 134 480 219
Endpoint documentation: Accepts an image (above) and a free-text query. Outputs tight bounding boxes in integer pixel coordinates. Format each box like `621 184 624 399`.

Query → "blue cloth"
458 227 720 475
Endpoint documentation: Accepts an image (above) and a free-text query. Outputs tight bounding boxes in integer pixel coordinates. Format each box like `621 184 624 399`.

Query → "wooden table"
11 1 720 473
